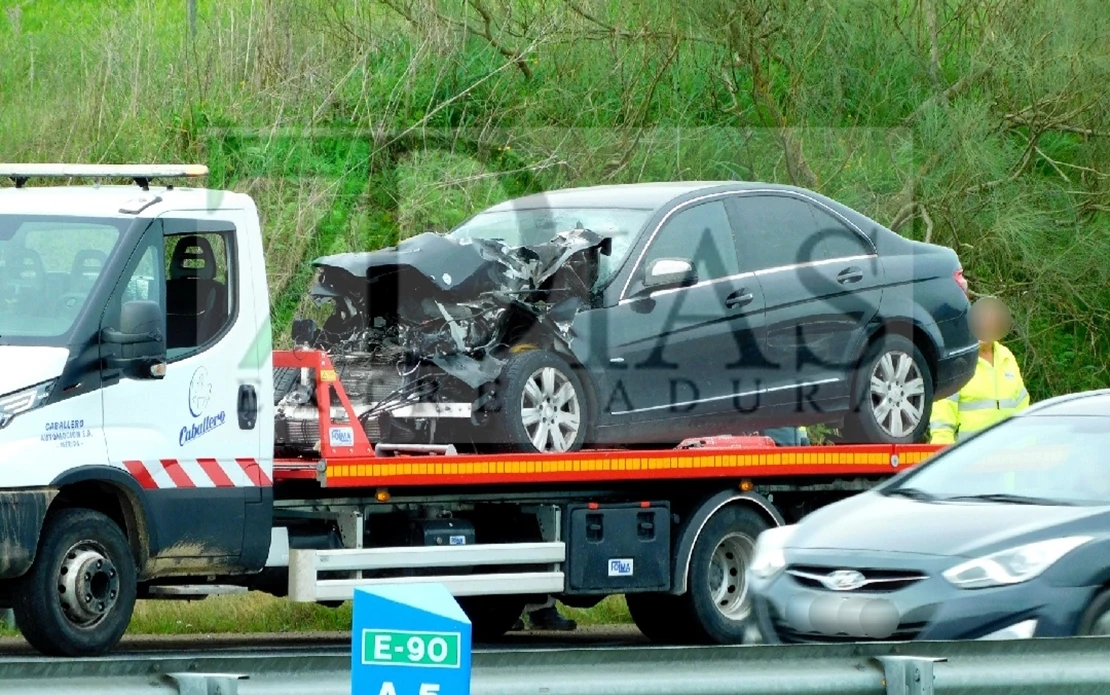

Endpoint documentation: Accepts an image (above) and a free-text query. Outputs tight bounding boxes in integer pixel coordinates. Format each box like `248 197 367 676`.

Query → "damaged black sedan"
285 182 977 454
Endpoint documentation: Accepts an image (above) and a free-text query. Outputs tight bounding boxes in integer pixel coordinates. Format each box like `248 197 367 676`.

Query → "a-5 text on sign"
351 584 472 695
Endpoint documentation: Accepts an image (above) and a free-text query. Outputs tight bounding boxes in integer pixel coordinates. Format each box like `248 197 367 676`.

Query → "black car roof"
1022 388 1110 416
478 181 815 213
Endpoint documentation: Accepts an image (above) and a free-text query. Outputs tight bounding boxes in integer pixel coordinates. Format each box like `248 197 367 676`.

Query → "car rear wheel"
496 350 588 453
842 334 934 444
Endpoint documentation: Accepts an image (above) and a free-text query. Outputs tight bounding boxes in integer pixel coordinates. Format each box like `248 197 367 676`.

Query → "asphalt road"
0 624 647 657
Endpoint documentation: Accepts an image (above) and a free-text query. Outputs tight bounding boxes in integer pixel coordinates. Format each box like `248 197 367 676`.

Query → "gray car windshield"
448 207 653 286
0 215 126 343
889 415 1110 505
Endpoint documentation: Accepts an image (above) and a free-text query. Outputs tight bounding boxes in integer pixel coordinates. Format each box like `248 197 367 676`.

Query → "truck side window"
164 232 235 357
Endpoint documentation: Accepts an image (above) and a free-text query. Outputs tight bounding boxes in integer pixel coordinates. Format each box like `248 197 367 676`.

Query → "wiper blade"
883 487 936 501
945 493 1075 506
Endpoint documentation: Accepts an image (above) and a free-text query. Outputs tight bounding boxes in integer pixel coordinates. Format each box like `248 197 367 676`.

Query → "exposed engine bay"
274 228 610 453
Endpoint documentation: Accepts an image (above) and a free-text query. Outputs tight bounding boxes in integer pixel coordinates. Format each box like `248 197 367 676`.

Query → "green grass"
0 593 631 638
3 0 1106 395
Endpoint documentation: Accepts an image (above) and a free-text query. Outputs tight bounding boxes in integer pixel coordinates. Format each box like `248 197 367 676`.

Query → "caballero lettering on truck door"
179 367 227 446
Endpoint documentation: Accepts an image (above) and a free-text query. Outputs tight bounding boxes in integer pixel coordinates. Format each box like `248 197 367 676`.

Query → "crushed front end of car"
275 228 610 451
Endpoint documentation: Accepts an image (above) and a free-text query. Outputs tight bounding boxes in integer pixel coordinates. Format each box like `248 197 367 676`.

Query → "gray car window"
810 205 873 260
731 195 823 271
641 200 738 283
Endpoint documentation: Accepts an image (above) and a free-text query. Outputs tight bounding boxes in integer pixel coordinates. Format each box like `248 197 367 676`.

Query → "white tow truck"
0 164 944 656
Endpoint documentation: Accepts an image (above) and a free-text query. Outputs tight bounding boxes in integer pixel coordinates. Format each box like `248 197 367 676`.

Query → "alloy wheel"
868 351 927 438
519 366 581 452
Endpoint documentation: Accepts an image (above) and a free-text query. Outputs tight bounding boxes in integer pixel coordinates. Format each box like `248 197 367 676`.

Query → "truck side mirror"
101 300 167 380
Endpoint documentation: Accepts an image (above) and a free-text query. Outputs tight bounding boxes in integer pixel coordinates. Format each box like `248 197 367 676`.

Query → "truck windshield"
0 215 128 343
448 207 653 286
884 415 1110 506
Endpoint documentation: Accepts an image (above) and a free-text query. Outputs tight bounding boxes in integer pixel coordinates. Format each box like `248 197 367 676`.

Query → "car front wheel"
842 334 934 444
496 350 588 453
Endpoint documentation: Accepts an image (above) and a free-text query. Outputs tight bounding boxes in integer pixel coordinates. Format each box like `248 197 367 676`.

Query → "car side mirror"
643 258 697 291
101 300 167 380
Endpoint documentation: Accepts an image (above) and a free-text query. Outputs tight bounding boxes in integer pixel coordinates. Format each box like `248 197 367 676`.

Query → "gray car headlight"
0 380 56 429
942 536 1092 589
749 524 796 580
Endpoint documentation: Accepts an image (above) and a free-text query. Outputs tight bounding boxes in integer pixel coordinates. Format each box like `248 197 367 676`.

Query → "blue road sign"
351 584 472 695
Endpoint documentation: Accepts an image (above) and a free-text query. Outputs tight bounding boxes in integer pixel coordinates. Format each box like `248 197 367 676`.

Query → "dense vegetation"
2 0 1108 399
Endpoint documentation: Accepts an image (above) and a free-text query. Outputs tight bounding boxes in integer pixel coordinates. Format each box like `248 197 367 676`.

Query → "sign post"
351 584 472 695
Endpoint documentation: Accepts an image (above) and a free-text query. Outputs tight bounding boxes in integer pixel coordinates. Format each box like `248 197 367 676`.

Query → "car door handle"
725 289 755 309
837 267 864 284
238 384 258 430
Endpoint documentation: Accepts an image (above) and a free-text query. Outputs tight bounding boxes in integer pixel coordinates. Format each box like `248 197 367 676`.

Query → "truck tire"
12 508 137 656
495 350 588 453
681 504 769 644
625 592 699 644
457 595 527 641
841 334 934 444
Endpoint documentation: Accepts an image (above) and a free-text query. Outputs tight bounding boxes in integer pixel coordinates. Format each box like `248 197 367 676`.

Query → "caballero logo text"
180 367 226 446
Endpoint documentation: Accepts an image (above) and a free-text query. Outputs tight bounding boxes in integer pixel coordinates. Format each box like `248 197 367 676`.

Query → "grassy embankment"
0 0 1107 635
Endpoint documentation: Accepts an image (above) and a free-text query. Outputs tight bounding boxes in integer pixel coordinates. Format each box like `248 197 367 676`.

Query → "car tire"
1076 588 1110 635
841 334 934 444
457 595 528 641
12 508 137 657
495 350 588 453
625 592 700 644
679 505 770 644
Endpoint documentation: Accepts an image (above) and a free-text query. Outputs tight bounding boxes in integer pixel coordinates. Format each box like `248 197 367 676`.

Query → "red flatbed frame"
271 349 943 488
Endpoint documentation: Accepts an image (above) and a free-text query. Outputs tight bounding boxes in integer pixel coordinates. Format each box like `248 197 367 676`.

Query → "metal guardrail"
2 638 1110 695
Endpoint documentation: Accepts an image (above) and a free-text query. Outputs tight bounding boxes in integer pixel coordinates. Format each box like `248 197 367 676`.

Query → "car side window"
641 200 738 284
730 195 823 272
810 205 873 260
163 231 236 360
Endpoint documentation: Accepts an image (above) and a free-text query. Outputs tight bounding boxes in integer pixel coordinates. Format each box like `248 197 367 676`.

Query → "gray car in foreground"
303 181 977 453
748 389 1110 643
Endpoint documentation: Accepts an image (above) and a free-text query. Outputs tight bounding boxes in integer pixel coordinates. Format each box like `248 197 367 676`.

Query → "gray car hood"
790 491 1109 558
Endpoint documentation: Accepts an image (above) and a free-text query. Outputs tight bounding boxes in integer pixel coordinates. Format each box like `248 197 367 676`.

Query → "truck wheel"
682 505 769 644
625 592 698 644
12 509 137 656
841 334 934 444
457 595 527 641
496 350 588 453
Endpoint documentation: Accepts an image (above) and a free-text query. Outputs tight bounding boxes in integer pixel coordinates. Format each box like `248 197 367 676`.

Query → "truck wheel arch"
49 467 153 573
669 490 784 596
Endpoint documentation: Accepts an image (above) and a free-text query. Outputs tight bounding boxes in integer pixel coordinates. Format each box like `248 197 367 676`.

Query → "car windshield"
0 215 127 343
886 415 1110 506
448 207 653 287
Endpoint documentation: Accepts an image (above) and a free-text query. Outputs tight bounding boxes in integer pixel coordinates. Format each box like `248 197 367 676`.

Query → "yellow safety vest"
929 342 1029 445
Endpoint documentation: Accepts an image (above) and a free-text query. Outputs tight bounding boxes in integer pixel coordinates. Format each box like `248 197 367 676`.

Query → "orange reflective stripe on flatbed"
295 444 942 488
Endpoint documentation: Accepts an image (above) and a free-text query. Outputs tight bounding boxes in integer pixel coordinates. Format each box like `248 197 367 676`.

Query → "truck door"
100 213 265 566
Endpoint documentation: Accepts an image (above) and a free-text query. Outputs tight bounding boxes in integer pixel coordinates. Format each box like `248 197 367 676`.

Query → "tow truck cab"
0 166 275 654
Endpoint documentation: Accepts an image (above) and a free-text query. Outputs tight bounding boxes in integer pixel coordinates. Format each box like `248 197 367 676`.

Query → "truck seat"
165 235 229 349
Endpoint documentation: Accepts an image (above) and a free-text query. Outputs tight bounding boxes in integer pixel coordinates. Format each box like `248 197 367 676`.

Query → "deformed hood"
312 232 504 299
310 228 611 306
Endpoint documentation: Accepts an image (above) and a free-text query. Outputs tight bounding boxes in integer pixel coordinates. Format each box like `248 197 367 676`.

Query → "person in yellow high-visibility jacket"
929 296 1030 445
